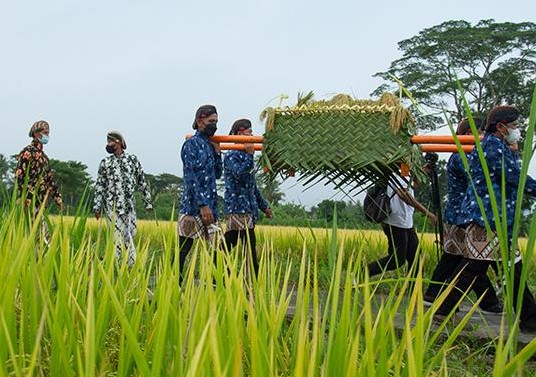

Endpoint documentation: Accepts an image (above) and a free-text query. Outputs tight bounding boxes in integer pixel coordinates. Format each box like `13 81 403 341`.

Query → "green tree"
254 155 285 206
0 154 16 189
268 202 308 224
274 202 307 218
312 200 347 223
342 201 367 227
259 178 285 206
49 159 93 212
146 173 183 198
0 154 11 205
0 154 8 184
373 19 536 129
137 173 183 220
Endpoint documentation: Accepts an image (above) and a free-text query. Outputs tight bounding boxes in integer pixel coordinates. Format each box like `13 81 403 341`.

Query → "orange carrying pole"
410 135 482 144
183 134 476 153
185 134 265 152
421 144 474 153
185 134 264 143
220 143 263 151
411 135 481 153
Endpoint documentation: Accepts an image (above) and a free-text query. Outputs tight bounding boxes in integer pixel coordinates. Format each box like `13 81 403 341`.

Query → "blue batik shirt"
444 153 468 225
223 150 269 223
180 131 222 219
459 133 536 236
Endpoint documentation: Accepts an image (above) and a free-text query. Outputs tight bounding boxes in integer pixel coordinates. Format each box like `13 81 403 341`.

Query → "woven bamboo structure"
260 93 425 192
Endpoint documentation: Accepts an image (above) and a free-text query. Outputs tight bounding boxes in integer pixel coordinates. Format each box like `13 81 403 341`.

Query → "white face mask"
504 127 521 144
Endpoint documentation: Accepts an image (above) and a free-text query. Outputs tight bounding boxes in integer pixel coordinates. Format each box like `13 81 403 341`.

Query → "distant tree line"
1 152 534 234
0 152 434 231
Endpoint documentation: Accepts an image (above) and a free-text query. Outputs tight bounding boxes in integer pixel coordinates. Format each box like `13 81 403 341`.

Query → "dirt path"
284 290 536 347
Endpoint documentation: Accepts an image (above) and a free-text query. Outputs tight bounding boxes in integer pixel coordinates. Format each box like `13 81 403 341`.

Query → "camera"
424 152 439 164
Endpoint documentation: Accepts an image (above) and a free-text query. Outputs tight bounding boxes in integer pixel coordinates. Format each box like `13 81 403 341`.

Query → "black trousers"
177 229 259 284
222 228 259 276
367 224 419 278
437 258 536 324
177 236 194 284
425 252 500 308
176 235 228 285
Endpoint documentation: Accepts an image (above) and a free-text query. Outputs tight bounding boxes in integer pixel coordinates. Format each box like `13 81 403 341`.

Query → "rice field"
1 206 535 376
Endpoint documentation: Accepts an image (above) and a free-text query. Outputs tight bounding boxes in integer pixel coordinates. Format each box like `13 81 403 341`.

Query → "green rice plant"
1 190 536 375
396 77 536 374
443 83 536 374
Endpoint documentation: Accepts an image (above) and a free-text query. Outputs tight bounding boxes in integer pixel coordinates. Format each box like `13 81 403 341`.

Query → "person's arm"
254 181 272 218
93 160 107 219
182 140 215 224
489 140 536 196
394 187 437 225
212 142 223 179
44 158 62 208
15 148 32 204
133 156 153 210
524 175 536 196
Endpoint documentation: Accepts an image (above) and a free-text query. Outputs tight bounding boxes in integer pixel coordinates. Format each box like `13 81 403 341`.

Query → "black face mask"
202 122 217 137
106 144 116 154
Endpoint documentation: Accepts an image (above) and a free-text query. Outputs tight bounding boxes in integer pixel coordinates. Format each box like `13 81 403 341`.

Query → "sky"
1 0 535 207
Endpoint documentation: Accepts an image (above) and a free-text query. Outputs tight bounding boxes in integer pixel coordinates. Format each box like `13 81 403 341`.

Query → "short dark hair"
229 119 252 135
456 116 484 135
192 105 217 129
485 106 520 133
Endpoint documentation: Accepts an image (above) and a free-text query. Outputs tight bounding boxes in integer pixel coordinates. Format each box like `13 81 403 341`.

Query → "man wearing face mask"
177 105 222 282
222 119 273 277
15 120 63 243
93 131 153 267
424 117 502 313
16 120 63 210
435 106 536 333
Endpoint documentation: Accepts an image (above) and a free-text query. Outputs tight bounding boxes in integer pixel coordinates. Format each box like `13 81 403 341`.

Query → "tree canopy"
49 159 93 211
373 19 536 129
136 173 183 220
0 154 16 188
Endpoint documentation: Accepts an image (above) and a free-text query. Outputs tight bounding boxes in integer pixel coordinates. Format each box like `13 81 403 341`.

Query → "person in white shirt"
367 174 437 278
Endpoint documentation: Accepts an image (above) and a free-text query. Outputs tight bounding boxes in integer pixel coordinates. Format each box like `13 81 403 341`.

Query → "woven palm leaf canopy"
259 93 426 193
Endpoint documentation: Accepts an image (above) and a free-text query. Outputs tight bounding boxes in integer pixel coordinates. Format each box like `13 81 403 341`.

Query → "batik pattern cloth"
442 223 467 256
15 140 62 207
225 214 254 231
444 153 468 226
179 131 222 219
93 152 152 266
464 223 500 261
459 134 536 239
177 214 220 245
223 150 269 226
93 152 152 216
108 212 137 267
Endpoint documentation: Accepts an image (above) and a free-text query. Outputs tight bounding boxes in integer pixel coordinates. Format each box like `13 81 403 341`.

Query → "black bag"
364 183 392 223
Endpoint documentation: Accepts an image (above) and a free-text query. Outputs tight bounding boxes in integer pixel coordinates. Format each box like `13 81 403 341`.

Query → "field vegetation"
1 203 536 376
